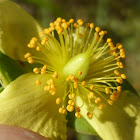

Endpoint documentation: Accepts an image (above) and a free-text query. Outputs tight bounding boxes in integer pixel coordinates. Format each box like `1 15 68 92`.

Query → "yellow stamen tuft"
26 17 127 119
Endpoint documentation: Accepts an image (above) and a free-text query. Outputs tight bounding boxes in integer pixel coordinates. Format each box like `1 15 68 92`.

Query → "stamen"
25 17 127 119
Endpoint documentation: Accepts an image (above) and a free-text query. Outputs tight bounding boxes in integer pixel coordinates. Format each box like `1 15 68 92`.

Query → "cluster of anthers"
24 17 126 119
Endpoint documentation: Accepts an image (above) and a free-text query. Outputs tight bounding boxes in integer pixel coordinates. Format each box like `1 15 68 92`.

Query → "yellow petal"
0 73 67 140
76 90 140 140
0 0 42 61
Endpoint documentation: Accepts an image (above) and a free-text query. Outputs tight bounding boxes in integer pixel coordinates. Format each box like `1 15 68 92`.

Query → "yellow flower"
0 0 140 140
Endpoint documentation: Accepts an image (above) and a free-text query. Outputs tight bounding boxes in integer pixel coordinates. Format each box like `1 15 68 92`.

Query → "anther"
36 79 41 86
87 112 93 119
81 81 86 86
108 100 113 105
95 97 101 104
53 72 58 79
24 53 31 58
59 107 63 114
99 104 104 110
28 57 34 64
116 78 123 84
86 23 90 27
117 86 122 92
121 74 126 79
49 22 54 27
95 27 101 32
57 28 63 34
44 28 51 34
43 65 47 69
44 86 47 91
114 70 120 76
36 46 41 51
62 19 66 23
62 109 66 114
78 71 82 75
107 38 112 43
39 32 44 38
68 100 75 106
56 98 61 104
76 107 80 112
66 105 74 112
116 43 123 49
69 18 74 23
33 68 40 74
51 91 56 96
88 92 94 99
90 85 94 90
90 23 94 29
105 87 110 94
66 77 70 81
68 93 76 99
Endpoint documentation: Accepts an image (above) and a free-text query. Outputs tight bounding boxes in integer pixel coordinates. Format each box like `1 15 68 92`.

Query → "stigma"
24 17 127 119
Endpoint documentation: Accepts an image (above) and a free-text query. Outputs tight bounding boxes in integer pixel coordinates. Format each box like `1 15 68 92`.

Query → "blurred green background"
10 0 140 139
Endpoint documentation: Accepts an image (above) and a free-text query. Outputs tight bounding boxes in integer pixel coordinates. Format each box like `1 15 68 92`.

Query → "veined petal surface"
0 0 42 61
0 73 67 140
76 89 140 140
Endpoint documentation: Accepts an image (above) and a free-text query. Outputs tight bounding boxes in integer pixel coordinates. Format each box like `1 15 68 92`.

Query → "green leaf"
0 52 25 87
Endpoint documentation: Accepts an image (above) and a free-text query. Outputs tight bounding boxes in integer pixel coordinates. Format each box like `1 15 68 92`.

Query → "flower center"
63 51 90 81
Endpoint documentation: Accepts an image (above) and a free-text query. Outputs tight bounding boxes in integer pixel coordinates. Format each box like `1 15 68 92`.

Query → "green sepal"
67 111 97 135
0 52 25 87
0 86 4 93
